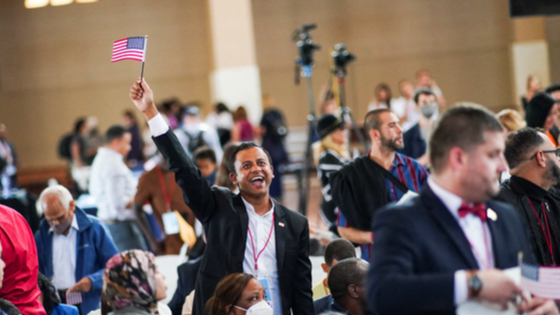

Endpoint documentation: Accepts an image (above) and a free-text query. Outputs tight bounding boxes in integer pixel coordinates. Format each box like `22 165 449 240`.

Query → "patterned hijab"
103 250 158 314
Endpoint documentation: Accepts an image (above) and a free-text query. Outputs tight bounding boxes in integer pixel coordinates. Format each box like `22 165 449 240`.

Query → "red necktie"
458 202 487 221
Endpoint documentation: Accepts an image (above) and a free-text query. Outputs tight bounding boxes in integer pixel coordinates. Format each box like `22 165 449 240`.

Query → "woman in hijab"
103 250 167 315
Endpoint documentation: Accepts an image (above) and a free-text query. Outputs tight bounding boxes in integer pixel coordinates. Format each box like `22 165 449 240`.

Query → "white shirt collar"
241 197 274 218
427 177 463 220
48 213 79 234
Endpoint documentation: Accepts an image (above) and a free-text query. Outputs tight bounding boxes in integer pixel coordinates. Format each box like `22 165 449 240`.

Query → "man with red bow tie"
366 105 559 315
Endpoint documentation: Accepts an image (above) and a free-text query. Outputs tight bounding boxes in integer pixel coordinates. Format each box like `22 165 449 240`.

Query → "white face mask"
234 301 273 315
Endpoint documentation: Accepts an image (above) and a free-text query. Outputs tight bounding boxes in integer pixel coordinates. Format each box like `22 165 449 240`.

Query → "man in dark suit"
367 105 559 315
129 79 313 315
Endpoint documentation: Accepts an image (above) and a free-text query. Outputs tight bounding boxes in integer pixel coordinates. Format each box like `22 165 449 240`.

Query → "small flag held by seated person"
520 262 560 300
65 291 83 305
111 36 147 63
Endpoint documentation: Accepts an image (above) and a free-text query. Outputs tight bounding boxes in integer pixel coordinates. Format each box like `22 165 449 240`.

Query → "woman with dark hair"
103 250 167 315
37 273 78 315
205 273 270 315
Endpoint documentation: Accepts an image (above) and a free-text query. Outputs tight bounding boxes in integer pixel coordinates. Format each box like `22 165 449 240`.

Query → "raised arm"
129 79 217 223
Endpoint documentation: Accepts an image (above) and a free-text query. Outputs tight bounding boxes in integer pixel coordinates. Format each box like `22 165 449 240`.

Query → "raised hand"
129 78 158 120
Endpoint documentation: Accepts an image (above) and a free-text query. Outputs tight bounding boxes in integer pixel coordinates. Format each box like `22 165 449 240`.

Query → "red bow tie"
458 202 487 221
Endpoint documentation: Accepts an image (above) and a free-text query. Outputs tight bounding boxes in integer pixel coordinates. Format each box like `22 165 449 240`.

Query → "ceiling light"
24 0 49 8
50 0 73 6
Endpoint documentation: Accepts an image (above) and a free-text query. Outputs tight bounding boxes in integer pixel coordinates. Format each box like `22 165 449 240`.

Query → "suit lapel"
422 186 480 269
274 200 287 273
233 194 249 265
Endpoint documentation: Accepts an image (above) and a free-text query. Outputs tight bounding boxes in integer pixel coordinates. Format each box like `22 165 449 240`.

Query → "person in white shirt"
128 78 313 315
89 125 148 251
367 104 559 315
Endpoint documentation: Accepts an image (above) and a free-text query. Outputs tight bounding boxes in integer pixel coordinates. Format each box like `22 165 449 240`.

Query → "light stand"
292 23 320 216
331 43 370 152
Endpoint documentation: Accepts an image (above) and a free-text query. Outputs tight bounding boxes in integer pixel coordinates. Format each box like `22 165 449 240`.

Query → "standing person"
525 93 560 147
522 75 542 111
331 109 427 260
129 78 313 315
89 125 148 251
499 128 560 266
367 105 559 315
0 124 18 191
260 95 289 200
122 110 144 166
174 106 223 164
134 156 196 255
400 89 439 165
34 185 119 315
415 69 446 109
231 106 254 142
312 114 350 230
206 102 233 147
0 204 46 315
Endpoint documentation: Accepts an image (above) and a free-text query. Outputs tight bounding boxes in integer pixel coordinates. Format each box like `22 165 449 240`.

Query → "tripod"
331 43 370 152
292 23 320 216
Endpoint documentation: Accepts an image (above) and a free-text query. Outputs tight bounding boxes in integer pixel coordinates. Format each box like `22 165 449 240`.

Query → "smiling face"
229 147 274 200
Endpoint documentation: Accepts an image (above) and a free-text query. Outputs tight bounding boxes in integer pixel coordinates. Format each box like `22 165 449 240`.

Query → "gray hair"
38 185 73 213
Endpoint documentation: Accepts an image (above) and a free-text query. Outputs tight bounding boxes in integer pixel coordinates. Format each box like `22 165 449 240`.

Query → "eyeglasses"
530 148 560 160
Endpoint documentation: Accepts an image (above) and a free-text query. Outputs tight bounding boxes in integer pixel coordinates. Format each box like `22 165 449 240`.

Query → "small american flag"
520 263 560 299
65 291 83 305
111 37 147 63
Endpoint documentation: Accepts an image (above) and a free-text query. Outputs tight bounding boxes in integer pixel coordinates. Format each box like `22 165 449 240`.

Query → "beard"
381 134 404 151
546 160 560 185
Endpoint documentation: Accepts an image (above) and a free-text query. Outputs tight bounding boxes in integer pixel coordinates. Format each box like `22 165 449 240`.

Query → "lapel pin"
487 208 498 221
278 222 285 227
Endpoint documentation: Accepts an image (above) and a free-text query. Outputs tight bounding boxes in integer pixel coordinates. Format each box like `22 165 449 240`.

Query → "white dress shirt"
51 214 79 290
241 198 281 315
148 114 282 314
427 177 494 305
89 147 137 221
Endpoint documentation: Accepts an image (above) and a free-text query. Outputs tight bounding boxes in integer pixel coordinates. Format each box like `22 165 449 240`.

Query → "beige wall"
1 0 554 169
0 0 212 168
252 0 516 126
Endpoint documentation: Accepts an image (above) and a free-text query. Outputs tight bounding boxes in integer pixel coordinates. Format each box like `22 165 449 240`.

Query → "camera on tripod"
331 43 356 76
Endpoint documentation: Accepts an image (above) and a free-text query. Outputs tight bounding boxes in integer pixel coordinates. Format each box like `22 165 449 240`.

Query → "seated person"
312 239 356 300
205 273 270 315
193 146 218 186
314 258 370 315
37 273 79 315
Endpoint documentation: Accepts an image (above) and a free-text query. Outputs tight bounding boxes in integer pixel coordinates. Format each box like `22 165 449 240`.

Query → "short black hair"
328 258 368 301
363 109 392 140
505 127 546 169
430 104 503 174
105 125 129 144
37 272 60 315
227 142 273 175
193 146 217 164
413 88 436 104
324 239 356 266
545 83 560 94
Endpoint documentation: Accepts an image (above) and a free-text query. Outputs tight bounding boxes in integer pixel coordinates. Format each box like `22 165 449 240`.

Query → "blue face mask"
205 169 217 186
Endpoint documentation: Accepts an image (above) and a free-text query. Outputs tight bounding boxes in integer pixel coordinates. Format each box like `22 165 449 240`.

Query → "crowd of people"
0 69 559 315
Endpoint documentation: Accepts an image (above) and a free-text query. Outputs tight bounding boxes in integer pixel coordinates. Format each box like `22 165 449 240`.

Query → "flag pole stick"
139 35 148 92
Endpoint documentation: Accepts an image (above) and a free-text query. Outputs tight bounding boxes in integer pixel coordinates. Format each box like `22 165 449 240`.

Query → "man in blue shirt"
35 185 119 315
332 109 427 260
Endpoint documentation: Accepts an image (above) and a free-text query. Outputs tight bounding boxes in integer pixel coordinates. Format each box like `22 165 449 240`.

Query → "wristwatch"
468 272 483 298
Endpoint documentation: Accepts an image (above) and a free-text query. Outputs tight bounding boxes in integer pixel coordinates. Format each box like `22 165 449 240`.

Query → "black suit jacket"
153 129 313 315
367 185 535 315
